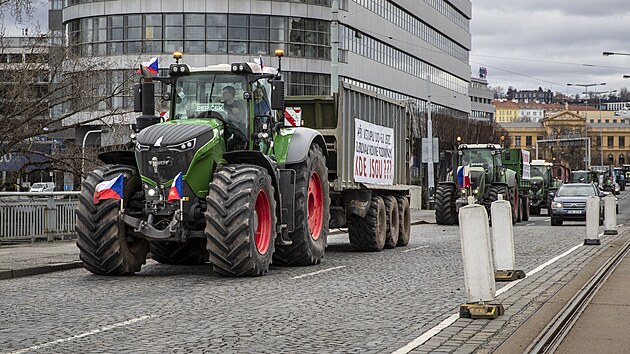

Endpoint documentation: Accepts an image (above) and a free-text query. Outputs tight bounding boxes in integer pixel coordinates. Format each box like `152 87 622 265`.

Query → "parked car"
550 183 604 226
29 182 55 192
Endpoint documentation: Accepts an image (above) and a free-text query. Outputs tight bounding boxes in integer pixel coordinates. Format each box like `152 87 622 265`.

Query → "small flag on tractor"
168 172 184 203
457 165 471 188
136 57 159 75
93 173 124 204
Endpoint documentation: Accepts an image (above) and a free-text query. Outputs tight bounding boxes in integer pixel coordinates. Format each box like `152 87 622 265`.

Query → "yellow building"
500 108 630 169
494 100 519 122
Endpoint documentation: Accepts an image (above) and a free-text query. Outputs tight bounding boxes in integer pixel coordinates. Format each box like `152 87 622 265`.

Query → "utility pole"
427 75 434 202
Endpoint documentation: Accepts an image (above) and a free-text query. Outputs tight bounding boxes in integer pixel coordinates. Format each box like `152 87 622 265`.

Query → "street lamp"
567 83 605 166
603 51 630 57
81 129 103 181
587 90 617 165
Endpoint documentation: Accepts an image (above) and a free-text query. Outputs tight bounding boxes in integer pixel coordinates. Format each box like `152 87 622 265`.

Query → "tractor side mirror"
271 80 285 111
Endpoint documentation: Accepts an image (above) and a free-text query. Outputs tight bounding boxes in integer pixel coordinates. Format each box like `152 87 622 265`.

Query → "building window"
515 136 521 147
608 136 614 147
597 136 601 147
620 136 625 148
525 136 532 147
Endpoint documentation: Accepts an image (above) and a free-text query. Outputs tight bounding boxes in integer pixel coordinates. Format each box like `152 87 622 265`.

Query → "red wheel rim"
307 171 324 240
254 189 272 254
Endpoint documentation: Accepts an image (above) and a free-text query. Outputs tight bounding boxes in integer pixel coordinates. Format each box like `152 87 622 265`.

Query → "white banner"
354 118 395 185
521 150 531 180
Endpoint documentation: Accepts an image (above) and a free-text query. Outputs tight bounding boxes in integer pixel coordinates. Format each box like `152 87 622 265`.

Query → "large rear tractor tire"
75 165 149 275
396 196 411 246
348 196 387 252
383 196 400 249
205 165 276 276
435 184 458 225
273 144 330 266
150 239 209 265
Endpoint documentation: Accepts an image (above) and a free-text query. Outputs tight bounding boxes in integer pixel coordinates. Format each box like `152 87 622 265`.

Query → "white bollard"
585 195 601 245
491 200 525 281
604 194 618 235
458 204 504 319
459 204 495 302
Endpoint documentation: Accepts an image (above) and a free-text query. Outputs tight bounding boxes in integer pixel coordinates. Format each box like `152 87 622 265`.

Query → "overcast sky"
471 0 630 97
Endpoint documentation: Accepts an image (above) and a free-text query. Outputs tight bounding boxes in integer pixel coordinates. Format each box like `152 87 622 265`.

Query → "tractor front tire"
383 196 400 249
396 196 411 246
205 165 276 276
274 144 330 266
435 184 458 225
348 196 387 252
488 185 516 225
75 165 149 275
150 239 209 265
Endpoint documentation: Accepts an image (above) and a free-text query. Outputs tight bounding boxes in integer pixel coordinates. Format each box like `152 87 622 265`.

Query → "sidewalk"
0 209 436 280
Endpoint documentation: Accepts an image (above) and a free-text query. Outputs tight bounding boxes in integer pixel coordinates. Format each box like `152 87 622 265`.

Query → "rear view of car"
550 183 602 226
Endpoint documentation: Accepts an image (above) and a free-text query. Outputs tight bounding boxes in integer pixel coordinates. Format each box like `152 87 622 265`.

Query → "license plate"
568 210 582 214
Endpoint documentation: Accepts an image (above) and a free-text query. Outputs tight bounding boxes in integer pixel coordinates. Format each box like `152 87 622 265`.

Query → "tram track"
526 237 630 353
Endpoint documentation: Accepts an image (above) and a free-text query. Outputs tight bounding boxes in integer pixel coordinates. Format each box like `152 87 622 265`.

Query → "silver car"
550 183 604 226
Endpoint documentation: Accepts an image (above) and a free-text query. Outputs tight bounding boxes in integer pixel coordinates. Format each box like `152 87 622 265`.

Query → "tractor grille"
135 148 195 183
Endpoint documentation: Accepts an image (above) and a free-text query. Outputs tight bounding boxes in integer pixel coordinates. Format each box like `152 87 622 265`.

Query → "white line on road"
292 266 346 279
10 315 152 354
392 243 584 354
402 246 428 253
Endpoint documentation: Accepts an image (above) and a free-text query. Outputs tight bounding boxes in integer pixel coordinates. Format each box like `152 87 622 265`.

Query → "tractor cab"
457 144 503 188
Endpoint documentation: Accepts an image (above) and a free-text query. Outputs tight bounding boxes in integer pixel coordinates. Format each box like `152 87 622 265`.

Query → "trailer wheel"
383 196 400 249
396 196 411 246
274 143 330 266
348 196 387 252
75 165 148 275
521 196 530 221
150 239 209 265
488 185 516 224
516 192 523 223
435 184 458 225
205 164 276 276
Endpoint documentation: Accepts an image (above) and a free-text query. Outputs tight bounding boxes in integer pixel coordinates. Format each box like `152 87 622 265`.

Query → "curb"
0 261 84 280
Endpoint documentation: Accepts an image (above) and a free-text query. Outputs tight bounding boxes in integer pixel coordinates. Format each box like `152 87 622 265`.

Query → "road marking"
392 243 583 354
292 266 345 279
9 315 152 354
402 246 428 253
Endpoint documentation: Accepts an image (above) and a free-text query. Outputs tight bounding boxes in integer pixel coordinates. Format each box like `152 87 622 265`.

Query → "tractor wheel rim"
307 171 324 240
254 189 271 254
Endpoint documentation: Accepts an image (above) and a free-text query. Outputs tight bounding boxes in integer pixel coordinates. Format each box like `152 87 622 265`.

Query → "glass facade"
68 14 331 59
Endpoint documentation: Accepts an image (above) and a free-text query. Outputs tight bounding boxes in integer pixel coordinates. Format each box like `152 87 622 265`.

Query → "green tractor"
75 51 330 276
528 160 560 216
434 144 519 225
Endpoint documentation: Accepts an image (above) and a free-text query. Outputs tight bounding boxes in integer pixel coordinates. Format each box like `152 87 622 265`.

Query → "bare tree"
490 85 505 99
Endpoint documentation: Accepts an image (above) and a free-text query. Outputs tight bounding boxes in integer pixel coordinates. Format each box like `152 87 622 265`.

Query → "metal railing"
0 192 81 243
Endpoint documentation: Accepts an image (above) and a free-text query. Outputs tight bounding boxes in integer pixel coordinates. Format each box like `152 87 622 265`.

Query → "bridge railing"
0 192 81 243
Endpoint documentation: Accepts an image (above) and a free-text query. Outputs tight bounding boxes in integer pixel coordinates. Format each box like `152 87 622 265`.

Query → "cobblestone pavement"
0 218 624 353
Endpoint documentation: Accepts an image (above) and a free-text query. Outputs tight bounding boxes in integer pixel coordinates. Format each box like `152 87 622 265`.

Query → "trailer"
501 148 531 221
285 82 414 250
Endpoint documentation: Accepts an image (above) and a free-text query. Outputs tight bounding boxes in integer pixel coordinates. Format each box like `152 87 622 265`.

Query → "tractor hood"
530 176 544 192
136 123 214 147
135 123 216 184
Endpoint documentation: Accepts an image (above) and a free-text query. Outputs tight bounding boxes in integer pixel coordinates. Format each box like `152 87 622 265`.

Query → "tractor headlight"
167 138 198 152
553 202 563 208
147 188 157 197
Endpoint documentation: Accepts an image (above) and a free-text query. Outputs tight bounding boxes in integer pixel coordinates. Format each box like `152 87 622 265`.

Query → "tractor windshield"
460 149 495 179
530 165 550 184
173 73 249 133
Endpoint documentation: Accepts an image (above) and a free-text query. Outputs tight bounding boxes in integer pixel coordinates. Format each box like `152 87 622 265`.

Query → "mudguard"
285 127 327 165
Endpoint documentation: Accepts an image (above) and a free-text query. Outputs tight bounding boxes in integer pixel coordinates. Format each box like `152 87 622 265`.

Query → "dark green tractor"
435 144 518 225
528 160 554 215
75 51 330 276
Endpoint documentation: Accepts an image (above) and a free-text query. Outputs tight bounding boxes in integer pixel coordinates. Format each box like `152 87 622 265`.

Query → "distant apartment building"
507 87 553 103
469 77 494 122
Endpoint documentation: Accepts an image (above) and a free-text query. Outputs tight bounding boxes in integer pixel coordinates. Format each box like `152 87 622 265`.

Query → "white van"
29 182 56 192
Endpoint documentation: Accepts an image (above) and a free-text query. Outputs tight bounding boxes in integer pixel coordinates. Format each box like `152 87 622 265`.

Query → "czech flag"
136 57 159 75
168 172 183 203
93 173 124 204
457 165 471 188
255 55 264 69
